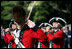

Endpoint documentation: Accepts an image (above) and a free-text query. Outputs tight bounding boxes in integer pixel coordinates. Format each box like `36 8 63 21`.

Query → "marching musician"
4 19 21 48
4 5 47 48
46 17 67 48
38 23 53 48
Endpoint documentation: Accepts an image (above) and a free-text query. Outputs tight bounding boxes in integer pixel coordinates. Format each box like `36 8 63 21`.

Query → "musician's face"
53 22 59 28
1 26 3 30
46 26 51 32
12 24 17 29
62 27 67 31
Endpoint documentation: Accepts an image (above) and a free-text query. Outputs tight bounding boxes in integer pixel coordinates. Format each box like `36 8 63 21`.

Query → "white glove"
5 28 10 32
15 38 19 45
26 20 36 28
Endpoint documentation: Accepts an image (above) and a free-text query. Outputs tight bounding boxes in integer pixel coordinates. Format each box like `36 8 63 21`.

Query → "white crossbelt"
68 35 71 38
12 30 26 48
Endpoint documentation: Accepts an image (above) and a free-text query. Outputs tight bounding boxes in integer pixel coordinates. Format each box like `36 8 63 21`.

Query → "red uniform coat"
40 33 49 48
47 29 65 48
22 29 47 48
4 33 16 48
4 28 47 48
41 39 49 48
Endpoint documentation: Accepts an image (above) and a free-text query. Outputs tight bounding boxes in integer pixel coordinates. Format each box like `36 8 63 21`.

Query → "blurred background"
1 1 71 28
1 1 71 48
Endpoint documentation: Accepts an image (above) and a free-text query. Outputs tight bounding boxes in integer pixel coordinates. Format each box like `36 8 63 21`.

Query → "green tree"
1 1 71 28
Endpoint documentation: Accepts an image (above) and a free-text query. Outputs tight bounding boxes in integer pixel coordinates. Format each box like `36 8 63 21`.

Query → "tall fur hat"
13 5 27 27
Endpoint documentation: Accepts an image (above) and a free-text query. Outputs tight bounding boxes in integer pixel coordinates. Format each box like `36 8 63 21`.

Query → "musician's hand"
26 20 36 28
15 38 19 45
41 27 46 32
5 28 10 32
49 30 54 34
46 26 51 32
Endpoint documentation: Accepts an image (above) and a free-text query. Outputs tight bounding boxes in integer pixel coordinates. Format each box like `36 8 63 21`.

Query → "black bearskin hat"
13 5 27 27
49 17 67 26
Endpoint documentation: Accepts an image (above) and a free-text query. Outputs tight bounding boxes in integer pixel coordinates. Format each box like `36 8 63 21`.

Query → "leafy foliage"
1 1 71 28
